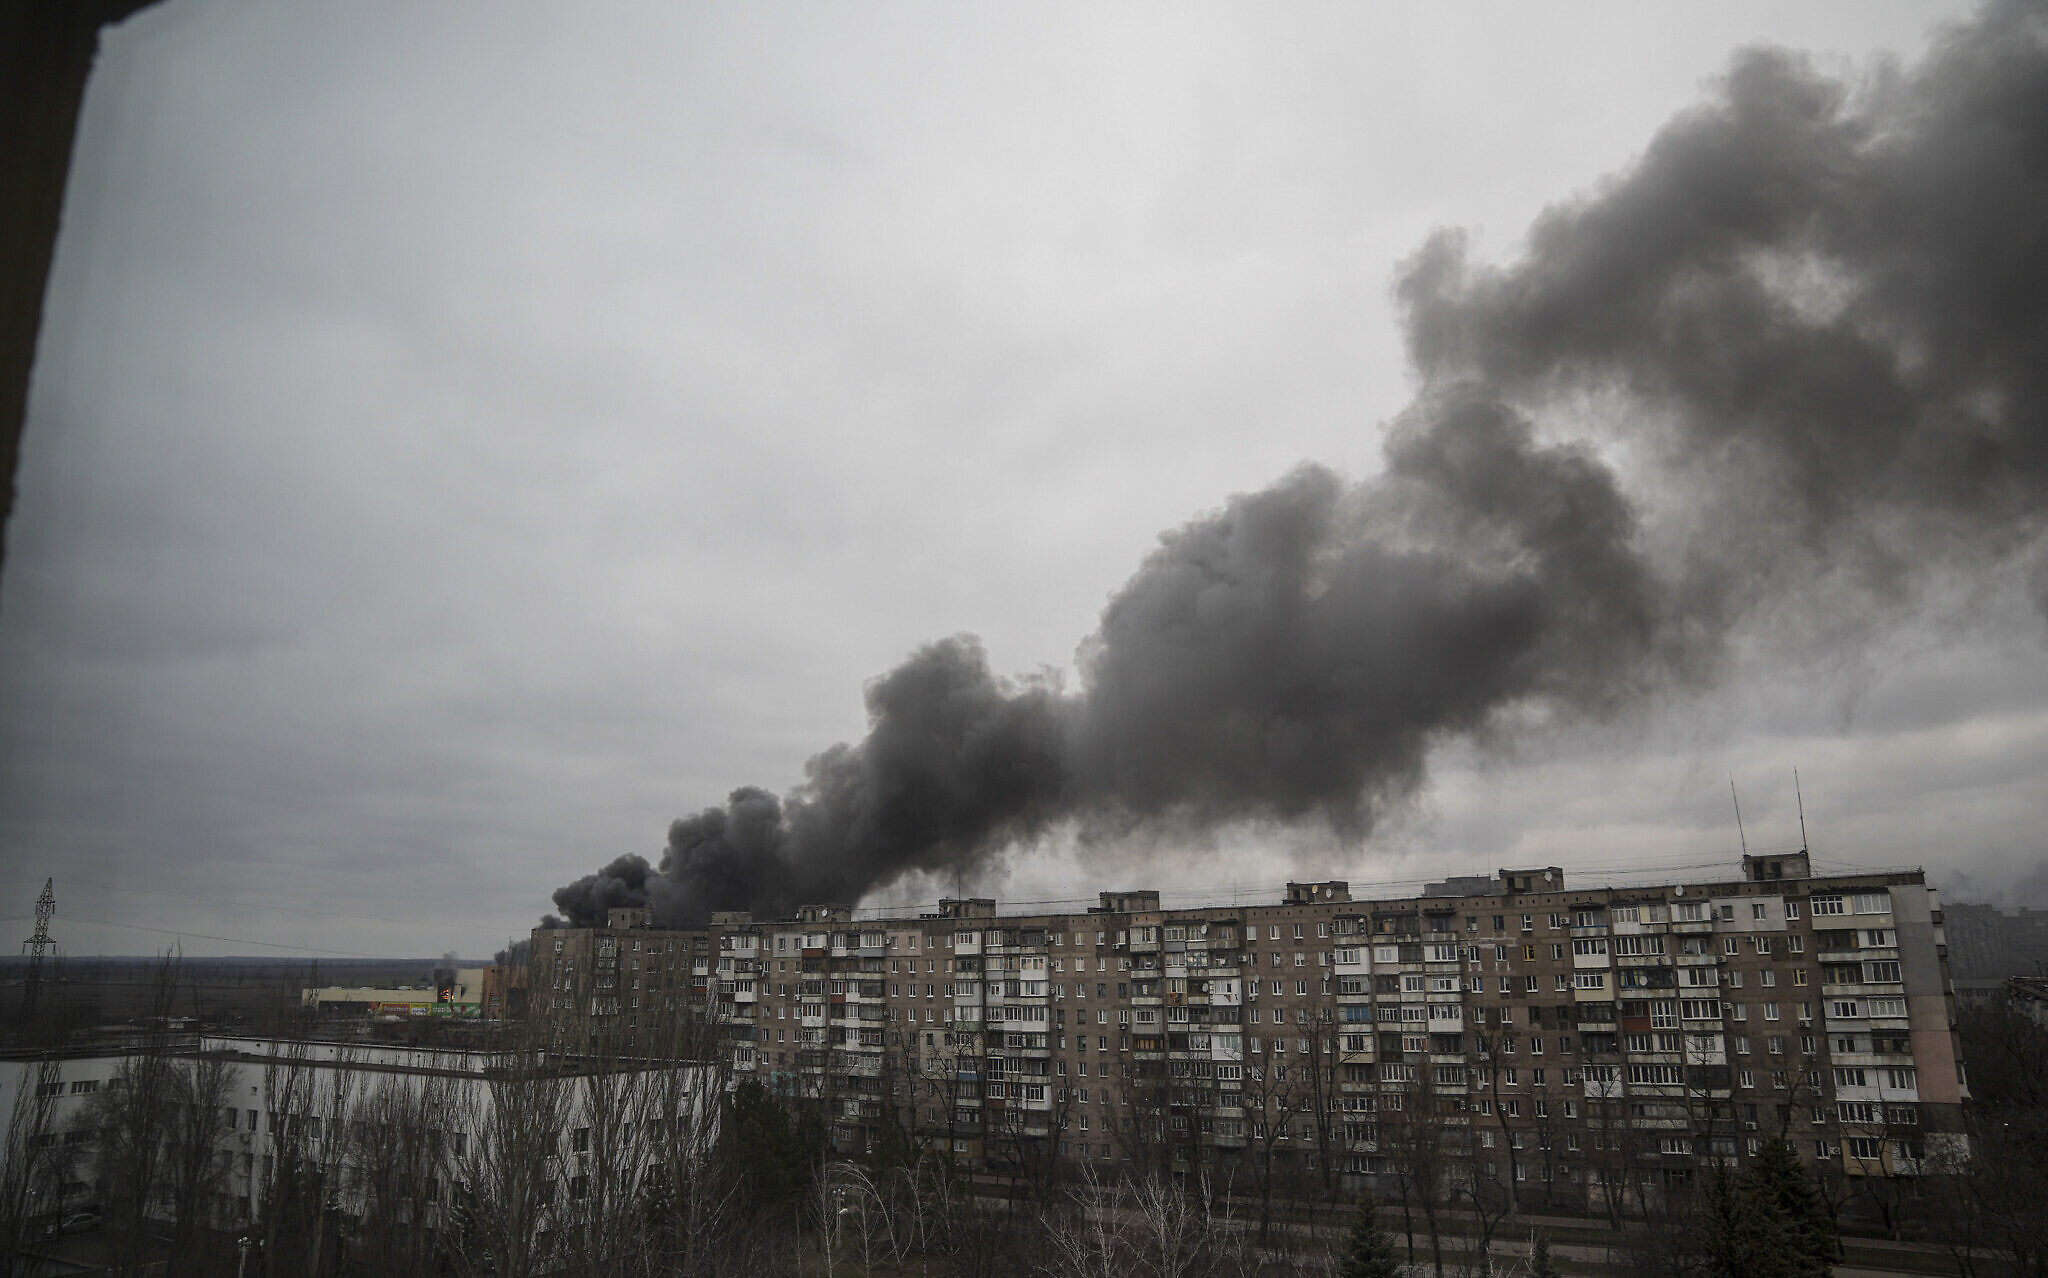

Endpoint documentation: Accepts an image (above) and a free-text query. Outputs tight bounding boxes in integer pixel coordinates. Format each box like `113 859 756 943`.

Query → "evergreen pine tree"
1529 1230 1561 1278
1339 1200 1403 1278
1747 1137 1837 1277
1698 1164 1781 1278
720 1079 822 1211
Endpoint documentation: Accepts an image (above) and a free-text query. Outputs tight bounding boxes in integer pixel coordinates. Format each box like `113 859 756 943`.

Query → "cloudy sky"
4 0 2041 959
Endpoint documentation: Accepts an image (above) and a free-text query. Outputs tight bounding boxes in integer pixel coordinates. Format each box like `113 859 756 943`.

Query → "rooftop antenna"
1793 768 1810 853
1730 777 1749 857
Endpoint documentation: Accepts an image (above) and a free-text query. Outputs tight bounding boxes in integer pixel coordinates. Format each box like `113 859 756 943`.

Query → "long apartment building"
528 850 1967 1204
0 1037 719 1231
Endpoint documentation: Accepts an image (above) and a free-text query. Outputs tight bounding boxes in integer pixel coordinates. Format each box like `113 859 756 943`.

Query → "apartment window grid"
554 864 1952 1180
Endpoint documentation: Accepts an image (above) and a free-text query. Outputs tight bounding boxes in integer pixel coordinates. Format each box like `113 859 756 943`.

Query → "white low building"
1 1035 720 1243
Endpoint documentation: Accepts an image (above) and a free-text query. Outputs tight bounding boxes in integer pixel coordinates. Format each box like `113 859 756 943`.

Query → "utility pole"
20 877 54 1021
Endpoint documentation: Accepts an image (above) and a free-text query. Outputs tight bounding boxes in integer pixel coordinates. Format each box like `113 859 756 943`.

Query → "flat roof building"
530 852 1968 1204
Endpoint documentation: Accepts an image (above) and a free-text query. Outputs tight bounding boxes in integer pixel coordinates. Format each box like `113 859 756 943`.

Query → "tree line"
6 956 2047 1276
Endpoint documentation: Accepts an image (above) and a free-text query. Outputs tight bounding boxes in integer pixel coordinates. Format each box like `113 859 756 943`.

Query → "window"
1853 893 1891 915
1811 896 1844 916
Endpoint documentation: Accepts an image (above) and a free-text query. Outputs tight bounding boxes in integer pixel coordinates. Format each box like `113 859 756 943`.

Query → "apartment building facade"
528 851 1967 1205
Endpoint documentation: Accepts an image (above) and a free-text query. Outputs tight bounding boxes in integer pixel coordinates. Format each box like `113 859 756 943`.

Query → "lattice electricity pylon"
21 877 54 1020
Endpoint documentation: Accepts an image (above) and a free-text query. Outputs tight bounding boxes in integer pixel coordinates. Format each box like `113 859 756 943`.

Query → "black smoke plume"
551 3 2048 928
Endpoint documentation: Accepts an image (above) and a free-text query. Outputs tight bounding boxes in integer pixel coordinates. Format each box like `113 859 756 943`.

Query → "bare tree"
79 953 187 1277
1837 1094 1920 1240
0 1056 69 1263
1581 1069 1647 1227
159 1052 236 1276
1297 1010 1346 1204
1106 1055 1176 1183
1454 1118 1517 1276
445 1027 571 1278
635 991 738 1278
254 1034 359 1278
1379 1055 1452 1277
986 1055 1075 1200
344 1071 456 1277
1471 1021 1525 1217
1229 1032 1310 1245
1038 1163 1262 1278
1929 1008 2048 1278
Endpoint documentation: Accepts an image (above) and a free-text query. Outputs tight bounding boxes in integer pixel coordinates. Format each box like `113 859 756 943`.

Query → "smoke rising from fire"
549 3 2048 928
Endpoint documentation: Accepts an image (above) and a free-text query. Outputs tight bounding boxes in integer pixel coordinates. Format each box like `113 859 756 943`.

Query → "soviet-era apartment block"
529 851 1965 1201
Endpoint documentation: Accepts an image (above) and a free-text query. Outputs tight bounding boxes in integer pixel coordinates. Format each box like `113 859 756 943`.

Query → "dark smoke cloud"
1401 4 2048 579
551 2 2048 927
547 852 657 929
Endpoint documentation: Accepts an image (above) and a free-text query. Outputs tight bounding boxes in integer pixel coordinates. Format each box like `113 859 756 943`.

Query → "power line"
0 876 530 937
43 913 403 959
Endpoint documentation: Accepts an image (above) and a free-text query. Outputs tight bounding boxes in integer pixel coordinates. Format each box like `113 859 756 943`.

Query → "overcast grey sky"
4 0 2041 958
